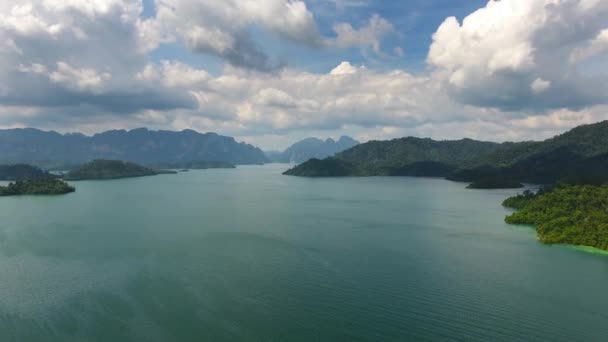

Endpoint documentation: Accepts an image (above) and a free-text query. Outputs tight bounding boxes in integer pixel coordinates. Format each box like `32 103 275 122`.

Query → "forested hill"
284 121 608 185
284 137 503 177
0 128 269 166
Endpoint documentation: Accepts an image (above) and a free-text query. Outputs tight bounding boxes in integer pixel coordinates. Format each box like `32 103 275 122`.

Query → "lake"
1 164 607 341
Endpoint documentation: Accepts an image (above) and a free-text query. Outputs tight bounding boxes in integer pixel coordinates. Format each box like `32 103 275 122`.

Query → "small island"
503 185 608 251
146 160 236 170
0 179 75 196
64 160 175 181
467 178 524 189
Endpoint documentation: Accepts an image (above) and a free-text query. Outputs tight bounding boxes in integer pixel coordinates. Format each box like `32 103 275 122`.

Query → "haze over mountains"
0 128 269 167
268 136 359 164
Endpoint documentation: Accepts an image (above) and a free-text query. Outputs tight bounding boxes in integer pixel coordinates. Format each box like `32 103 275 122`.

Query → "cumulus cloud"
330 14 394 56
142 0 323 71
428 0 608 111
0 0 196 112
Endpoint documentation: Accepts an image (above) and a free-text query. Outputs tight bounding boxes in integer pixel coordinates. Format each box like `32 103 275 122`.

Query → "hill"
284 137 501 177
0 128 268 166
271 136 359 163
64 160 169 181
284 121 608 186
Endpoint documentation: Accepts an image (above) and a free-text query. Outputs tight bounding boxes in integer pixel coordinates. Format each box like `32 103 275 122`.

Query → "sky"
0 0 607 150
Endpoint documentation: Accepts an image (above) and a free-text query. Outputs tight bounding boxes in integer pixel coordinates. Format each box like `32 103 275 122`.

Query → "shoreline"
566 245 608 256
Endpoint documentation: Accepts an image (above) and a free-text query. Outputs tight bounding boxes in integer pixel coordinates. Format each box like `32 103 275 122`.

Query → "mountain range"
284 121 608 186
0 128 269 167
268 136 359 163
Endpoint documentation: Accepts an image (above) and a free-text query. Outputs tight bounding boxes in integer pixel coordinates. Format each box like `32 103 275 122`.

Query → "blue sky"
145 0 489 75
0 0 607 149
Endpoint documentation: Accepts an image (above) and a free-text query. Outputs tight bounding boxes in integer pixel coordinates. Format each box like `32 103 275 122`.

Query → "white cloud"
330 14 394 56
531 78 551 94
428 0 608 110
0 0 196 112
570 29 608 63
330 61 359 75
142 0 322 70
49 62 111 92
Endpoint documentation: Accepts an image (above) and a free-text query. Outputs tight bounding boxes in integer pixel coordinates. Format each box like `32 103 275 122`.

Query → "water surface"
1 165 607 341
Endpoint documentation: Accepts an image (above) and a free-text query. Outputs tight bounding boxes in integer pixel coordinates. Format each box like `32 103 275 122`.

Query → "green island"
65 159 176 181
284 121 608 189
0 179 75 196
503 185 608 251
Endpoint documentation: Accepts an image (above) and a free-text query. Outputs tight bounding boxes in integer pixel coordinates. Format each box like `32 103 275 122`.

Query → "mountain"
64 160 172 181
284 137 501 177
0 128 269 166
270 136 359 163
284 121 608 186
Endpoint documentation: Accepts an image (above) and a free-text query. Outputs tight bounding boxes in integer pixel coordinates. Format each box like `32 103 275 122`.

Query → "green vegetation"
503 185 608 250
0 164 57 181
284 121 608 187
0 179 75 196
65 160 164 180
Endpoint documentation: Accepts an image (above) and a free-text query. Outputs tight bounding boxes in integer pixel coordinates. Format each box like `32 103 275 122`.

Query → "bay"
0 164 607 341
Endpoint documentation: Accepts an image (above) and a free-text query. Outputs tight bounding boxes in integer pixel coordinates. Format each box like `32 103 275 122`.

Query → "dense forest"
65 160 172 180
284 121 608 187
0 179 75 196
503 185 608 251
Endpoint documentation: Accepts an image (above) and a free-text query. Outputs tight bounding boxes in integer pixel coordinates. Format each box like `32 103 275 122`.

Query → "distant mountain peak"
270 136 360 163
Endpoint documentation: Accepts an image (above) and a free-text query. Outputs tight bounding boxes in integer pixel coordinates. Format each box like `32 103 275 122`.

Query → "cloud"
0 0 196 113
428 0 608 111
330 14 394 56
329 61 360 75
531 78 551 94
143 0 323 71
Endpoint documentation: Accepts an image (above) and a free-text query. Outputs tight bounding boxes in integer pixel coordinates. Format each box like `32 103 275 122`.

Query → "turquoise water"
1 164 607 341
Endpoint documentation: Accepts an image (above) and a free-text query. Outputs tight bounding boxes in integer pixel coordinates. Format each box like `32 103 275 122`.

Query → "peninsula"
64 160 175 181
503 185 608 251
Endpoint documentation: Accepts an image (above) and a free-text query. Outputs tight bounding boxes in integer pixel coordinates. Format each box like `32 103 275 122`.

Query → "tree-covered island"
503 185 608 251
0 179 75 196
